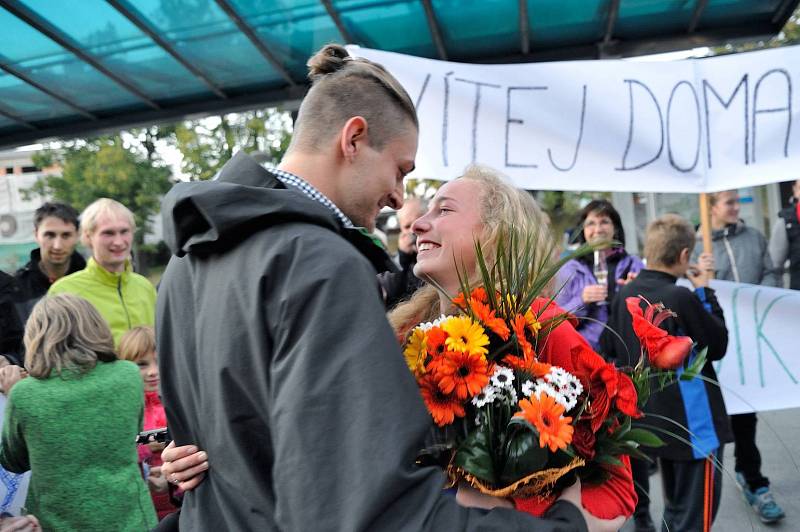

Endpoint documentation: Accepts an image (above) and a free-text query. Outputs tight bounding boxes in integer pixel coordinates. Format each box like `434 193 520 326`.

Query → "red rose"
615 372 642 418
572 421 596 460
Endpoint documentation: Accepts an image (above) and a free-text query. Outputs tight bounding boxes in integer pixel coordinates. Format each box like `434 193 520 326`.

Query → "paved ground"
621 408 799 531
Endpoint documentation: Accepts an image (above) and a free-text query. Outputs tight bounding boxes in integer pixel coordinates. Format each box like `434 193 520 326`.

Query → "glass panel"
0 115 18 129
0 8 142 111
433 0 519 60
702 0 782 27
134 0 289 89
335 0 436 58
615 0 695 39
528 0 606 49
230 0 339 78
20 0 211 101
0 72 77 121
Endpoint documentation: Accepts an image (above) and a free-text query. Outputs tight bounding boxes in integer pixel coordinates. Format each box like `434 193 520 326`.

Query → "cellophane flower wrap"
402 230 705 498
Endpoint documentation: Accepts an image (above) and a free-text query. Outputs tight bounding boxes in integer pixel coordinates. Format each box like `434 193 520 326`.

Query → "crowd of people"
0 43 797 531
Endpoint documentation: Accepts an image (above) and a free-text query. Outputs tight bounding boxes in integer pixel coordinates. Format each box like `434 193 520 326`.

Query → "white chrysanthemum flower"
533 380 558 399
521 380 535 397
418 314 451 331
471 385 498 407
491 366 515 389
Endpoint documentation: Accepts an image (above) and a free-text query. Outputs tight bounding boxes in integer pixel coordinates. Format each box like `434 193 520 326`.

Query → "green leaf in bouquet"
680 346 708 381
593 453 624 467
453 423 497 484
499 420 549 485
625 428 666 448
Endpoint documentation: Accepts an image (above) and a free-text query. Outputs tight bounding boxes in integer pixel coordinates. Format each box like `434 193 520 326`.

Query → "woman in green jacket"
0 293 156 531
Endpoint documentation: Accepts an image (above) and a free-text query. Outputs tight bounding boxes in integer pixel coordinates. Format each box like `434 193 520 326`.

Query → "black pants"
660 447 724 532
731 412 770 490
631 456 652 518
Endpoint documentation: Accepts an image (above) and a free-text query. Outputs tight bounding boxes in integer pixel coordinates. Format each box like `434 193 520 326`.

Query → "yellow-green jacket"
49 258 156 345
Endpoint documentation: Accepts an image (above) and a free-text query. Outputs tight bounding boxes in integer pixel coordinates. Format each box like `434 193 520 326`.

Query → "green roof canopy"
0 0 797 149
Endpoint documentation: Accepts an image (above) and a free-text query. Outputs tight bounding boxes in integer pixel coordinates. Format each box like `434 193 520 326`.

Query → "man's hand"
616 272 638 286
687 252 715 288
0 366 27 395
161 441 209 491
582 285 608 304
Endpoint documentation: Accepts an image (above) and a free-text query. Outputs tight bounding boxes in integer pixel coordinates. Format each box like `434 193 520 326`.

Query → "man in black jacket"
603 214 732 532
0 203 84 362
379 196 426 308
157 44 607 531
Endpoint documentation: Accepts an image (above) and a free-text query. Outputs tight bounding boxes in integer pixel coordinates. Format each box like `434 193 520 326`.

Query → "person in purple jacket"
555 200 644 351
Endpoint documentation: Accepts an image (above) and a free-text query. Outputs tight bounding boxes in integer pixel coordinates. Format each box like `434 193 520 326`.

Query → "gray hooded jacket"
694 221 780 286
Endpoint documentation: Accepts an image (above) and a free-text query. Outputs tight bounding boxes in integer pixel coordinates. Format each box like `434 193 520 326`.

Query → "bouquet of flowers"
402 231 706 498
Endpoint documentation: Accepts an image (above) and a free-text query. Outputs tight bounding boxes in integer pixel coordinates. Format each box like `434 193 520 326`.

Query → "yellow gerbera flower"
442 316 489 356
403 328 427 376
525 308 542 335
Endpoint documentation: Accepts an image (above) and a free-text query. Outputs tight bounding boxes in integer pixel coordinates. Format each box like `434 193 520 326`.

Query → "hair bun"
307 44 351 81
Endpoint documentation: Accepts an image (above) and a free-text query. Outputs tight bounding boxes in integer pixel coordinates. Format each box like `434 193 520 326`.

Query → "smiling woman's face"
411 179 485 294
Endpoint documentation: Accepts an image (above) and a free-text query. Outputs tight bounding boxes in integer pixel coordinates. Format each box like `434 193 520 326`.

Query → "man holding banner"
770 179 800 290
701 190 785 524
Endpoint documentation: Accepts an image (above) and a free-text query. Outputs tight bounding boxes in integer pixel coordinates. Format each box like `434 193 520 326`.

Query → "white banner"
679 280 800 415
350 46 800 192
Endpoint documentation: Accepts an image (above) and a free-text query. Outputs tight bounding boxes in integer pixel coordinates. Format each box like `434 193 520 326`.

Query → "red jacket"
139 391 179 520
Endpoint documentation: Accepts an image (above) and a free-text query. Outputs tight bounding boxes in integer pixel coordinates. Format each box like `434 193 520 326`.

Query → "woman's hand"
455 482 513 509
160 441 209 491
581 284 608 304
557 479 626 532
0 515 41 532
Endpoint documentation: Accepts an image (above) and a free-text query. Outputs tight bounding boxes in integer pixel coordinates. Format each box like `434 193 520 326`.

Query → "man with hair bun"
49 198 156 345
157 44 598 531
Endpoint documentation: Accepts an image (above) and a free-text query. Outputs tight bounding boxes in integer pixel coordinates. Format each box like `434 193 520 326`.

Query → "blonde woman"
0 294 156 531
161 166 632 531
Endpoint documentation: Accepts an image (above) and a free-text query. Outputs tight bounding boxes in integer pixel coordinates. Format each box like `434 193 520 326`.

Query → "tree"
28 136 172 244
710 6 799 55
170 108 292 181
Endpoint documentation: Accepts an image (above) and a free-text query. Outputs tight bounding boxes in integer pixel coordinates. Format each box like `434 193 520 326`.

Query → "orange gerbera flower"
515 394 574 452
426 326 448 356
419 374 465 426
436 350 491 399
471 299 511 340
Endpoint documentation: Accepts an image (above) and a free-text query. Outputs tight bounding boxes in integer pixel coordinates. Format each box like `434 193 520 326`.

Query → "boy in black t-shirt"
602 214 732 532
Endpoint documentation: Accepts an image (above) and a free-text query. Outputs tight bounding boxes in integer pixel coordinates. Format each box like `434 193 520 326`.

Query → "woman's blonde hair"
24 294 117 378
118 326 156 363
388 165 552 337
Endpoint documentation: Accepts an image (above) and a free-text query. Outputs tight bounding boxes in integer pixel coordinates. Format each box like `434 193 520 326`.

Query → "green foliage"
710 6 799 55
171 108 292 181
25 136 172 244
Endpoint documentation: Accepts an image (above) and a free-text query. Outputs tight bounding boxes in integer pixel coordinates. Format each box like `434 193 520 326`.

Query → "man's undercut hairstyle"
291 44 418 152
644 214 695 267
34 202 79 231
80 198 136 246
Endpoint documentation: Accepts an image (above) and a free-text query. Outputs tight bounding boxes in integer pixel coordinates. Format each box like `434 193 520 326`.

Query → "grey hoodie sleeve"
758 234 781 287
769 219 789 279
268 231 587 532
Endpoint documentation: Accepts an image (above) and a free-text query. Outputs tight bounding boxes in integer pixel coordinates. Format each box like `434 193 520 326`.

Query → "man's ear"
339 116 368 161
679 248 691 264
